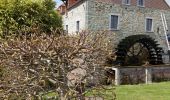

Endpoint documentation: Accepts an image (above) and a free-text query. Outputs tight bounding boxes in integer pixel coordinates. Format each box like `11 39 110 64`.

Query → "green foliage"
86 86 116 100
0 0 62 37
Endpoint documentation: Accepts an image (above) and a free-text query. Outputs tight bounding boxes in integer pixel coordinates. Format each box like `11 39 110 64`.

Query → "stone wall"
165 11 170 34
62 0 170 51
119 67 146 84
87 0 170 52
152 66 170 82
111 66 170 85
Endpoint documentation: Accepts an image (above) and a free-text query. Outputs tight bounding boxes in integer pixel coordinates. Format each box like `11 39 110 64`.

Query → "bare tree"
0 30 116 99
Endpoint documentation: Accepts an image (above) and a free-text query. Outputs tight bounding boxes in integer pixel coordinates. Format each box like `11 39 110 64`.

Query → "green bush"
0 0 62 37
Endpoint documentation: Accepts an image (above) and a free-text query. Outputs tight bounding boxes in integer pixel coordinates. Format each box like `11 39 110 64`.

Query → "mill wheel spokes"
125 43 149 66
116 35 163 66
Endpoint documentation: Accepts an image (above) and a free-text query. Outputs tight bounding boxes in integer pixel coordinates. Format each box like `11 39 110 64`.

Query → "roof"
57 4 66 15
69 0 170 10
97 0 170 10
57 0 170 14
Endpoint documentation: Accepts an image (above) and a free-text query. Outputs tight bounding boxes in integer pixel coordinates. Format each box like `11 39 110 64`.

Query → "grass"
115 82 170 100
42 82 170 100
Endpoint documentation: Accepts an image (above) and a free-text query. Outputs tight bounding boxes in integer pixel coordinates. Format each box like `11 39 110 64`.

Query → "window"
66 25 68 33
76 21 80 32
137 0 144 7
146 18 153 32
122 0 130 5
110 15 119 30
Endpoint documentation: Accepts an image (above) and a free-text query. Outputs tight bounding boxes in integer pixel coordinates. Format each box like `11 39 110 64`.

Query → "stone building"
58 0 170 59
57 0 170 85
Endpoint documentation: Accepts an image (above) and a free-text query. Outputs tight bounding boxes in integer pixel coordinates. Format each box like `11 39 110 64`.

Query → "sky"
54 0 170 7
54 0 63 7
165 0 170 6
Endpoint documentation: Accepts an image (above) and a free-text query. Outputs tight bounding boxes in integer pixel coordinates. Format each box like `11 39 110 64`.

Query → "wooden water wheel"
116 35 163 66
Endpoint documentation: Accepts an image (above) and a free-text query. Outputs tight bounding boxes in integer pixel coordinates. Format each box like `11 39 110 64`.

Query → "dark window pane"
111 15 118 29
146 19 152 31
76 21 80 32
124 0 130 4
66 25 68 33
138 0 144 6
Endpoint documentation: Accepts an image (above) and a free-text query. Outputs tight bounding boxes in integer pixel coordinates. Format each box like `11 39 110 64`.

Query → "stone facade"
62 0 170 52
86 0 170 52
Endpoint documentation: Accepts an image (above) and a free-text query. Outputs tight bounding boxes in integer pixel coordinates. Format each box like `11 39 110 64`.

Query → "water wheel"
116 35 163 66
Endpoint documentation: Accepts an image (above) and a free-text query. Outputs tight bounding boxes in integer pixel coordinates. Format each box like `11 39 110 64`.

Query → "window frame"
145 17 154 32
122 0 131 5
109 14 120 31
137 0 145 7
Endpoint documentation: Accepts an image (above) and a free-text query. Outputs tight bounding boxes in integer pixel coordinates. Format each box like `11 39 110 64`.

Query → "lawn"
42 82 170 100
116 82 170 100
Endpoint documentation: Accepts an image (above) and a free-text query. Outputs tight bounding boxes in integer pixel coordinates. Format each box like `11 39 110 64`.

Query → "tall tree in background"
0 0 62 37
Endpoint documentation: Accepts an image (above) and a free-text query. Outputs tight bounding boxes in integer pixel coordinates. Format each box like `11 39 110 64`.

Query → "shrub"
0 0 62 37
0 31 116 99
